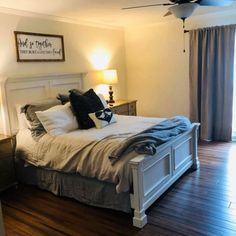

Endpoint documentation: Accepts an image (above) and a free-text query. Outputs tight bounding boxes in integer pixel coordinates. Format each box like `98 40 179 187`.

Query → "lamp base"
108 85 115 104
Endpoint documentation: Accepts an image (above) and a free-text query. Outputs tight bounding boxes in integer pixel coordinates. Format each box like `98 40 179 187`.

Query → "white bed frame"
1 73 200 228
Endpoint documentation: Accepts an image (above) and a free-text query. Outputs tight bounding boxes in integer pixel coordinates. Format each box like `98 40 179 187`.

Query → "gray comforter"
16 115 191 193
16 115 164 193
109 116 192 165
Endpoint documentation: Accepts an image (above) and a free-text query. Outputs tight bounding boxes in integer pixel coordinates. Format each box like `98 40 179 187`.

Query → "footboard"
129 123 200 228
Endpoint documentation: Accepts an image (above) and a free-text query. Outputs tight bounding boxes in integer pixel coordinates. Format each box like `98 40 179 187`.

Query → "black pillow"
57 94 69 105
57 89 83 105
69 89 104 129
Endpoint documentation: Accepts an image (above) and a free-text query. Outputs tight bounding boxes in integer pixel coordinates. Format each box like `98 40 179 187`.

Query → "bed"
0 73 200 228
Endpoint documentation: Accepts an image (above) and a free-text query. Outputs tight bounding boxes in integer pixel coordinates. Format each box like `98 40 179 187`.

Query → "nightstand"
109 100 137 116
0 134 16 192
0 201 5 236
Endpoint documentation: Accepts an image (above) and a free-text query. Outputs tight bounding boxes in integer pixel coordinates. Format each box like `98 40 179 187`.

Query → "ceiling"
0 0 235 27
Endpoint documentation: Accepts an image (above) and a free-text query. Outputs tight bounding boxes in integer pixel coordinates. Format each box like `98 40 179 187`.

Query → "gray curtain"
189 25 236 141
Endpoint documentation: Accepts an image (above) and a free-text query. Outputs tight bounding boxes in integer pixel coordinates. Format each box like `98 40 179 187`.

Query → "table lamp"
102 69 118 104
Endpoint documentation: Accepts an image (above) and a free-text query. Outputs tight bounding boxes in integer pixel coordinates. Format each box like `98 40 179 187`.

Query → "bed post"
129 158 147 228
191 123 200 170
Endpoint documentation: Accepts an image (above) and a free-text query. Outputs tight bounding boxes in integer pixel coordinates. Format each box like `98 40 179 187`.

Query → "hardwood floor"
1 142 236 236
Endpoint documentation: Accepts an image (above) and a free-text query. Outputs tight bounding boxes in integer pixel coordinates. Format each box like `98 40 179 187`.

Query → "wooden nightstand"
0 134 16 193
109 100 137 116
0 201 5 236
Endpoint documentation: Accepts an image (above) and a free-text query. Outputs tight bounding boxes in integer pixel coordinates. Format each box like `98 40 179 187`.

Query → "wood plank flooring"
1 142 236 236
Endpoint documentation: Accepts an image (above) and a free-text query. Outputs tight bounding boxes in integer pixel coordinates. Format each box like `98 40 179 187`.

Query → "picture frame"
14 31 65 62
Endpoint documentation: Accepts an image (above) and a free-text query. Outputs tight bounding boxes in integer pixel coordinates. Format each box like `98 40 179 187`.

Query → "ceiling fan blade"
164 11 173 17
196 0 234 6
122 3 174 10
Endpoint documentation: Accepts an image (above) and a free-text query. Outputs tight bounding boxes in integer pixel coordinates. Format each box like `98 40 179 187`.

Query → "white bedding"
16 115 165 193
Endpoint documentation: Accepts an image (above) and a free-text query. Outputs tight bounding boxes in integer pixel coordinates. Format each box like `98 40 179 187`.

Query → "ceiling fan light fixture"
169 3 199 19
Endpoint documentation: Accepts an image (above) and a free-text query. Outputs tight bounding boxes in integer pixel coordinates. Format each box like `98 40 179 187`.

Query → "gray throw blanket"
109 116 192 165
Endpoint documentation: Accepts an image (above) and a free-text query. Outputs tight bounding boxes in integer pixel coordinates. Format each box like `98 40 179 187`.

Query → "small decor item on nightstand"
102 69 118 104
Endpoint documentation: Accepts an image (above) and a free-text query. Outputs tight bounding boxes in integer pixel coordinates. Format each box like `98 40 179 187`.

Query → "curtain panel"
189 25 236 141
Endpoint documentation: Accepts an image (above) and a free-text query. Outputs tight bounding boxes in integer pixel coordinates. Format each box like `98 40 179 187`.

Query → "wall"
125 11 236 118
0 12 127 132
1 9 236 131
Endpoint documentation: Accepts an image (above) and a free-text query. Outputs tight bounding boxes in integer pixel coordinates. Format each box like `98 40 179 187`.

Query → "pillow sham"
36 103 78 136
89 108 116 129
16 104 32 130
69 89 104 129
21 98 61 140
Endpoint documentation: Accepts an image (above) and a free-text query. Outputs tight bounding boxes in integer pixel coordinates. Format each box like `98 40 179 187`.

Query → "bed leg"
191 123 200 171
191 159 200 170
133 209 147 228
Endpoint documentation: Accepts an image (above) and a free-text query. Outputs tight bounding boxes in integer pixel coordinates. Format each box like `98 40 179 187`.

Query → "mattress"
16 115 165 193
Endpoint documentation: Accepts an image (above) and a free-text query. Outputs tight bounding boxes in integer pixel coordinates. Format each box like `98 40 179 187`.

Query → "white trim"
0 6 122 30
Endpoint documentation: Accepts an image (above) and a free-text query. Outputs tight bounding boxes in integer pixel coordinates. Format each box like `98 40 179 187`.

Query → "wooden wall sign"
14 31 65 62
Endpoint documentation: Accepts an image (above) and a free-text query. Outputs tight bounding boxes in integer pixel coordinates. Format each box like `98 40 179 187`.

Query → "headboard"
1 73 84 135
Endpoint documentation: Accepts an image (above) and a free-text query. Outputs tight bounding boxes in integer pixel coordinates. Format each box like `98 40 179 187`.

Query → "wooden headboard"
1 73 84 135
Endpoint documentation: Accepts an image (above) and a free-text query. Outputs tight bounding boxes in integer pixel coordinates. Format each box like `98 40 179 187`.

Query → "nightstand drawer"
0 157 14 171
0 135 16 192
111 105 129 114
0 142 12 159
129 111 136 116
109 100 137 116
129 102 136 116
129 102 136 111
0 157 15 191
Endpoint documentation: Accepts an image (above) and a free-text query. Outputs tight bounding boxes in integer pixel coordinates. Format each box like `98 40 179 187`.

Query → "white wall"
0 12 127 132
125 12 236 118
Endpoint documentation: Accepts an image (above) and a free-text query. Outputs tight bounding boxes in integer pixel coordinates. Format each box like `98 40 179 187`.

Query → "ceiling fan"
122 0 235 20
123 0 235 52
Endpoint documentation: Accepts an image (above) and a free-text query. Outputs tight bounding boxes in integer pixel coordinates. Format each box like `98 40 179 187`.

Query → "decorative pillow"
36 103 78 136
89 108 116 129
21 98 61 140
69 89 104 129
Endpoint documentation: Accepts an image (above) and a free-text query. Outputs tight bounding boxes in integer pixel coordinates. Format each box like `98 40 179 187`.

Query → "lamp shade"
103 69 118 85
169 3 198 19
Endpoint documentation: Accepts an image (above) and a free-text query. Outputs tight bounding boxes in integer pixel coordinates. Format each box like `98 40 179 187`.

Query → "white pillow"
36 103 78 135
89 108 116 129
